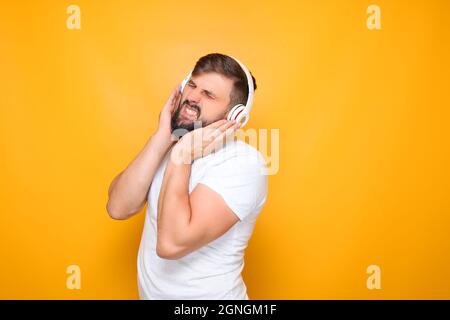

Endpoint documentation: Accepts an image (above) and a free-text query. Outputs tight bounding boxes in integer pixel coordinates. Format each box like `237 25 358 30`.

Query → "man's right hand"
155 85 182 142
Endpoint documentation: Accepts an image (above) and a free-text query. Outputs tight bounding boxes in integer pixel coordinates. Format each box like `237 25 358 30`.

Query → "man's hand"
155 85 182 141
170 119 240 164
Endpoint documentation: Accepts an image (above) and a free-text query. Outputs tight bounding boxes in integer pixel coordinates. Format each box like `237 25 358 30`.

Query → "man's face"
171 72 233 133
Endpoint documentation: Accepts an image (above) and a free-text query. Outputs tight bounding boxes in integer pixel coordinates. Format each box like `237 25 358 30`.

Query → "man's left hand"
170 119 240 165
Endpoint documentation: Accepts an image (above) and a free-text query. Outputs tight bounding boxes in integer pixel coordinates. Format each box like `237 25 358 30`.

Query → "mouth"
180 102 200 121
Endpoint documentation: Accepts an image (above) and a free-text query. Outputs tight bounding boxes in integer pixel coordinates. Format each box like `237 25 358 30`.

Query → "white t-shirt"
137 139 268 299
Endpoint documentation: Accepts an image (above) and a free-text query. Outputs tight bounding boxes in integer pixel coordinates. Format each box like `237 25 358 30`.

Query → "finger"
163 87 177 111
209 120 236 140
206 119 228 129
170 85 181 103
169 88 182 113
204 127 237 155
232 121 241 130
173 90 182 109
219 122 240 141
212 122 239 145
217 119 237 132
224 122 240 137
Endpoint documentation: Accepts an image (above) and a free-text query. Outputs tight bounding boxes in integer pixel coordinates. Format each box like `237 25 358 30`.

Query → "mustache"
181 99 201 117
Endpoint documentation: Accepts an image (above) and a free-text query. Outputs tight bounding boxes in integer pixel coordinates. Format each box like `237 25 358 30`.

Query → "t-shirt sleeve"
198 151 268 221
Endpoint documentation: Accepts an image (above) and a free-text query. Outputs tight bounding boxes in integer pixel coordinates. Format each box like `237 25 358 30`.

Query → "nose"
185 87 202 105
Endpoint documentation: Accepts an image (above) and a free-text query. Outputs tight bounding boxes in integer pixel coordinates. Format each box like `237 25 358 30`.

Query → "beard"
171 99 207 134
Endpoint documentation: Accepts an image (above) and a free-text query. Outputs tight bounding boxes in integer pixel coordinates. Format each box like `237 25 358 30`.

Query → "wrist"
147 133 173 156
151 131 175 153
170 143 193 165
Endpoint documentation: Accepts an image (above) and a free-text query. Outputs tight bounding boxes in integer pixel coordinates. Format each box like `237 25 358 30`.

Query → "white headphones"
180 56 255 127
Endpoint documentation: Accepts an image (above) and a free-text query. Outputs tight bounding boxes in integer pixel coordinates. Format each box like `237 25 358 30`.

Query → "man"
106 53 268 299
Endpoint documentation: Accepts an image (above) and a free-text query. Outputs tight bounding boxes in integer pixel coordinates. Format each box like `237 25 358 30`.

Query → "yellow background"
1 0 449 299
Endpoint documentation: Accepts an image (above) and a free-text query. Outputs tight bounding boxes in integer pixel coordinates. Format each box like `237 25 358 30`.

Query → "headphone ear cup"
227 104 245 121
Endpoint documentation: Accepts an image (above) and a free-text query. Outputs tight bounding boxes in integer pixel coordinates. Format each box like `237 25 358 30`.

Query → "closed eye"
204 91 215 99
187 79 215 99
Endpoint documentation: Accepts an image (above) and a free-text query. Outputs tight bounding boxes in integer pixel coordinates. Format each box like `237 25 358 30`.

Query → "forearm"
107 132 173 219
157 158 192 251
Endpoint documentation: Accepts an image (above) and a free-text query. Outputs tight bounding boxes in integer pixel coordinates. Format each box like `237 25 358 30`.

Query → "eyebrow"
189 79 216 98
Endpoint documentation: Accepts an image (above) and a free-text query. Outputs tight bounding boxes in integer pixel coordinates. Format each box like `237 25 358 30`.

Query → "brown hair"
192 53 257 109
